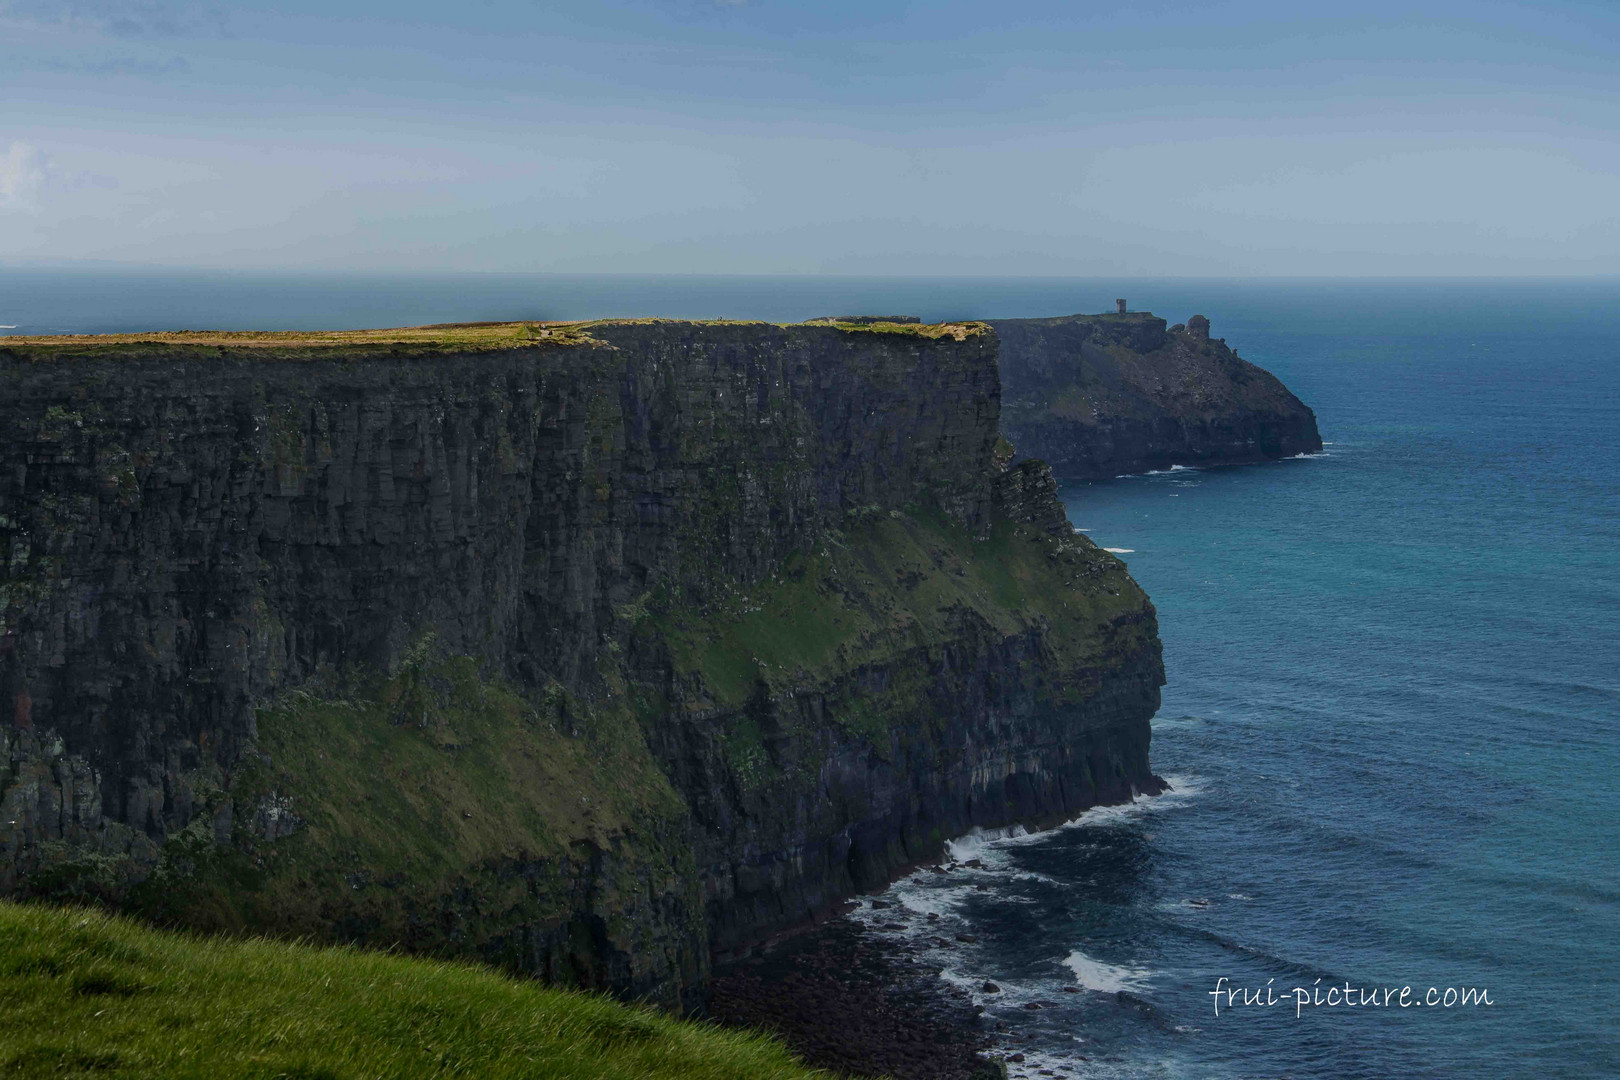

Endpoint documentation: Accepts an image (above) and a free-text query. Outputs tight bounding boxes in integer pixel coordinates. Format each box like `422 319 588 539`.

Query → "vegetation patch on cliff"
649 507 1153 723
0 901 825 1080
132 651 698 985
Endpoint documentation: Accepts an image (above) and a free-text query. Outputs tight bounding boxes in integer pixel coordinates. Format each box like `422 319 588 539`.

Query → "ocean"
857 279 1620 1079
4 271 1615 1078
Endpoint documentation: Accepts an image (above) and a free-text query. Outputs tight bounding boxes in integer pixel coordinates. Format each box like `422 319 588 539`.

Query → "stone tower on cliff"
1116 298 1128 314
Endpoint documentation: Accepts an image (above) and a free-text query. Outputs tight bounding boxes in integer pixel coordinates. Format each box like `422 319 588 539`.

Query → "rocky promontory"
989 310 1322 479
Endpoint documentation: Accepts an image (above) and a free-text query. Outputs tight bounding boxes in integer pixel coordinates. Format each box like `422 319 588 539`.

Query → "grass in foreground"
0 901 829 1080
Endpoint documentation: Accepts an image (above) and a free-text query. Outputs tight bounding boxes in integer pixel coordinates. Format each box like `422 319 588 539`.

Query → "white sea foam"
947 775 1204 860
848 776 1203 1074
942 967 1065 1012
1063 949 1153 995
1157 771 1203 797
880 883 979 919
944 822 1032 863
1103 547 1134 554
1009 869 1061 886
1162 896 1215 912
934 966 985 996
996 1046 1103 1080
929 777 1206 880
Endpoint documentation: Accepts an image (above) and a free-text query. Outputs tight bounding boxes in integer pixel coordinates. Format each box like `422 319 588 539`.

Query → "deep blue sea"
4 271 1615 1078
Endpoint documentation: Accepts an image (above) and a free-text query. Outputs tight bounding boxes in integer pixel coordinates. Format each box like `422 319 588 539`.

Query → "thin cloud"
0 142 47 211
0 0 225 37
40 54 191 75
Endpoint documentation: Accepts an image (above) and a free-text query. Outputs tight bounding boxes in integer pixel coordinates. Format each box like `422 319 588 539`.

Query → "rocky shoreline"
709 908 1002 1080
709 799 1178 1080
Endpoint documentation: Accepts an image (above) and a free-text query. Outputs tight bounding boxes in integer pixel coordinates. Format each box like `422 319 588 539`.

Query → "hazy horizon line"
6 262 1620 283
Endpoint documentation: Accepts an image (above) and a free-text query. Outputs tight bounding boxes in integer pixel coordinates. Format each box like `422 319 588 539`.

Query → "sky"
2 0 1618 276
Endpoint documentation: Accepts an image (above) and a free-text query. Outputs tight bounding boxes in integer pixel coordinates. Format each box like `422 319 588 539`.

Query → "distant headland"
989 307 1323 479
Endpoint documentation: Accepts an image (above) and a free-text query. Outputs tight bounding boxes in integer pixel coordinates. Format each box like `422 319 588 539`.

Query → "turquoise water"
871 281 1620 1079
5 271 1615 1077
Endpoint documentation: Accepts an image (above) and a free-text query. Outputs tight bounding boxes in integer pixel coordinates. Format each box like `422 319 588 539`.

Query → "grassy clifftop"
0 317 986 362
0 321 592 361
0 901 825 1080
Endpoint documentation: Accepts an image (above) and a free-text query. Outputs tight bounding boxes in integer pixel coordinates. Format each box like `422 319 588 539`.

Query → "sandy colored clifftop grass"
0 901 829 1080
0 318 987 360
0 321 594 360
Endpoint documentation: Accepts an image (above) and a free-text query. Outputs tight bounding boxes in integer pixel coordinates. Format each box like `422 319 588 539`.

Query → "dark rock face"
989 311 1322 479
672 611 1163 961
0 319 1164 1008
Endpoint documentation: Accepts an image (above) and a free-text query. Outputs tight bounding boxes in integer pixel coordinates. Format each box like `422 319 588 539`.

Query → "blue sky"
3 0 1618 275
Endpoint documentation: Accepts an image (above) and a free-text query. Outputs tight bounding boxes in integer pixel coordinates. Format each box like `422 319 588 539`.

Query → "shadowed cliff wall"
0 320 1163 1008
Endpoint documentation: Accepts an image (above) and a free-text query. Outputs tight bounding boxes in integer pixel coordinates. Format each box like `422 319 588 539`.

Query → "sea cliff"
990 311 1322 478
0 319 1163 1011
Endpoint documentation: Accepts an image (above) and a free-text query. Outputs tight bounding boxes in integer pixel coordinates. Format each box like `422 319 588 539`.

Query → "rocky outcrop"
0 319 1163 1009
990 311 1322 479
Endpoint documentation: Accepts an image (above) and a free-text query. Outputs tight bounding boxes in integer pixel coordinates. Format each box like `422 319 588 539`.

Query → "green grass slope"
650 507 1149 712
0 901 827 1080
